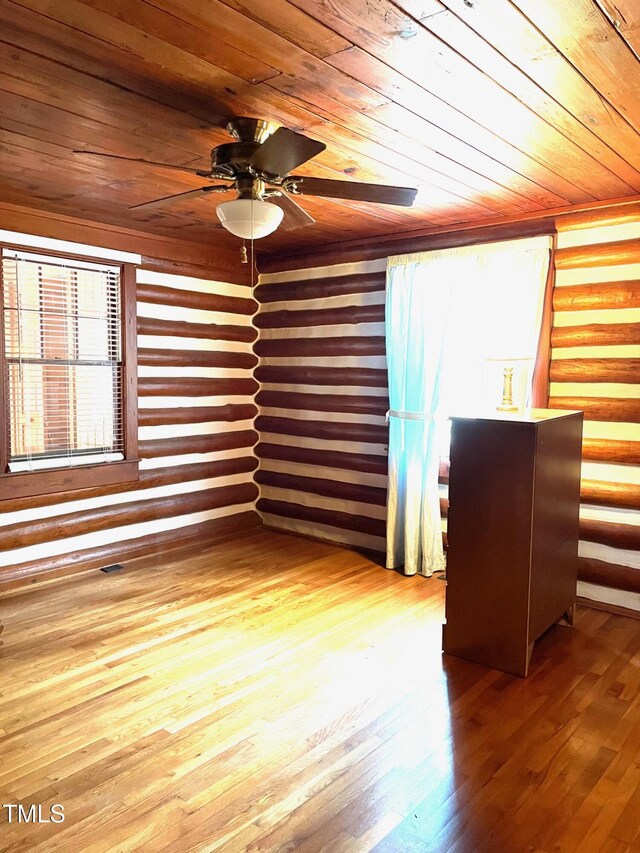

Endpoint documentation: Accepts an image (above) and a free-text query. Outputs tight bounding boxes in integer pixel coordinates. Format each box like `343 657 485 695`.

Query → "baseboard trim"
260 519 386 561
577 595 640 621
0 511 260 592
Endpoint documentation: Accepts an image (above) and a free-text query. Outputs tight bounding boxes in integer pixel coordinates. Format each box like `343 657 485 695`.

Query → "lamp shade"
216 198 283 239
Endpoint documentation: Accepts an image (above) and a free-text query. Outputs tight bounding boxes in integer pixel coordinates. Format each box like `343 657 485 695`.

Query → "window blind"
2 249 124 472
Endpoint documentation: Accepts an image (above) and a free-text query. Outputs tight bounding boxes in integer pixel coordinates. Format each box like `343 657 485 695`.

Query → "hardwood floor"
1 526 639 852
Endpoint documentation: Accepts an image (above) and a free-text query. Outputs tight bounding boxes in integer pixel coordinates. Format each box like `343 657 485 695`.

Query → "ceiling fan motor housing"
210 142 260 176
210 117 277 179
226 117 273 144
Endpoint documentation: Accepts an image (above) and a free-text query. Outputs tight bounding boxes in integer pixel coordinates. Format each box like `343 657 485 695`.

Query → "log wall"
1 259 259 583
256 219 640 612
549 215 640 611
254 261 389 553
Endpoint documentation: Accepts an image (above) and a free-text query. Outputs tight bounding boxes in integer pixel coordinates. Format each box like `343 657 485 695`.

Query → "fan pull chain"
240 241 248 264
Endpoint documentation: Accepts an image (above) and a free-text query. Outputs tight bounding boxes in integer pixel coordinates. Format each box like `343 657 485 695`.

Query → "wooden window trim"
0 244 139 500
531 240 556 408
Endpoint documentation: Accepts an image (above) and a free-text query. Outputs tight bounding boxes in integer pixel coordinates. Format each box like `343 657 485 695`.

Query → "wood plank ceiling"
1 0 640 256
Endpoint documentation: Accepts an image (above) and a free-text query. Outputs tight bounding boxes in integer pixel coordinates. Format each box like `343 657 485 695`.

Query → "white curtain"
385 236 552 576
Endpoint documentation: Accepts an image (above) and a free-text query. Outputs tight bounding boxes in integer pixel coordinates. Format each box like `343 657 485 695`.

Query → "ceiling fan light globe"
216 198 283 239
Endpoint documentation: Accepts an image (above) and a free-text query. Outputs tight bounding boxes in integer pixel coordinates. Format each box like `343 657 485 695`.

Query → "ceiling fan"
74 117 418 240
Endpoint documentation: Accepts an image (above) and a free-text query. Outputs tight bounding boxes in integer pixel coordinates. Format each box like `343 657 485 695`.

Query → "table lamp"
485 356 534 413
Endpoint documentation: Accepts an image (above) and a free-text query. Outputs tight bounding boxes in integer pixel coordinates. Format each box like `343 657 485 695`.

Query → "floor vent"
100 564 123 574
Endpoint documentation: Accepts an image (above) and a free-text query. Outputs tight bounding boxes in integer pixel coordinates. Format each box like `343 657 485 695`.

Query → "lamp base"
497 365 517 412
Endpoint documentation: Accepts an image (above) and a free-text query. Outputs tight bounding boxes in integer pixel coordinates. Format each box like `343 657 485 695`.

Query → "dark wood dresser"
443 409 583 677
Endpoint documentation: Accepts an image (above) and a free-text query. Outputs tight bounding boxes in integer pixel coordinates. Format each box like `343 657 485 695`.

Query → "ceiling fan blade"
74 150 212 177
269 192 315 231
128 185 232 211
287 176 418 207
251 128 326 177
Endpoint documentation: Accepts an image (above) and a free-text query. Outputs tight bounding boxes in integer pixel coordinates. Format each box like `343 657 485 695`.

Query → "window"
0 246 138 498
384 235 553 576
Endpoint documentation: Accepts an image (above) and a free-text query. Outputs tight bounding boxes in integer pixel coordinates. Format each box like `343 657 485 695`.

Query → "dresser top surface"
449 408 583 425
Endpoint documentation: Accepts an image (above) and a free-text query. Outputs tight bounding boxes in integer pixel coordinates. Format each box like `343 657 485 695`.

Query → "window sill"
0 460 139 501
